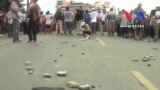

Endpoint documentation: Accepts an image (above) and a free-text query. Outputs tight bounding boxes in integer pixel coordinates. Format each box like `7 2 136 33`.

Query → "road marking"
131 71 158 90
95 37 106 46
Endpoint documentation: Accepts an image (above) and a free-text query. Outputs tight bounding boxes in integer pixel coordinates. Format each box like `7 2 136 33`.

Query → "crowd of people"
0 0 160 43
54 3 160 41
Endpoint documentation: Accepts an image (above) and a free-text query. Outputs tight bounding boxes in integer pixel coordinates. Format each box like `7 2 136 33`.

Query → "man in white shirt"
90 8 98 34
153 7 160 42
97 9 107 36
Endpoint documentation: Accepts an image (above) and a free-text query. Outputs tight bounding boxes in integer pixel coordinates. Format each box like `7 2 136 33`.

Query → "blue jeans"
65 21 73 33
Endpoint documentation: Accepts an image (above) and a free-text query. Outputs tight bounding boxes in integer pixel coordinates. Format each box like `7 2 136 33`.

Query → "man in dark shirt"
75 6 83 35
54 8 64 35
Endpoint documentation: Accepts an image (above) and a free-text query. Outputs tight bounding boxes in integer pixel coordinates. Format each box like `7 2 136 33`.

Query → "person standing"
83 10 90 25
28 0 41 43
100 9 107 36
116 11 121 36
90 8 98 35
153 7 160 42
107 8 116 36
54 8 64 35
134 3 145 40
64 6 74 35
75 6 83 35
10 0 21 42
120 9 128 38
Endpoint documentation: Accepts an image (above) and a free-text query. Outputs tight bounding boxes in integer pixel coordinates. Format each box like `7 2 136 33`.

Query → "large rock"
79 84 91 90
66 81 80 88
56 71 67 76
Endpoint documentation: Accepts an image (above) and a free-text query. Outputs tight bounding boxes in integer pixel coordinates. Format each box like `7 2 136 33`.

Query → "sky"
23 0 160 14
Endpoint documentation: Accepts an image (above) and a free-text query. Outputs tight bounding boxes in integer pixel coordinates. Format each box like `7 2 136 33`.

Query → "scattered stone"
79 84 91 90
132 58 139 62
54 59 57 62
56 71 67 76
26 67 34 71
56 48 58 50
60 54 63 57
142 58 150 62
25 61 32 65
149 54 153 57
43 73 51 78
144 56 150 58
66 81 80 88
91 85 96 88
28 71 33 75
81 52 86 55
147 64 151 67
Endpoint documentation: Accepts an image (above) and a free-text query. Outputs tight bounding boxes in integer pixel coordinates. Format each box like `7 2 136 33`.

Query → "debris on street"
43 73 51 78
26 67 34 71
66 81 80 88
56 71 67 76
79 84 91 90
25 61 32 65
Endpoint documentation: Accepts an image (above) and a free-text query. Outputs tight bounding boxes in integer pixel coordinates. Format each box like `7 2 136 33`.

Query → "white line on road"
131 71 159 90
95 37 106 46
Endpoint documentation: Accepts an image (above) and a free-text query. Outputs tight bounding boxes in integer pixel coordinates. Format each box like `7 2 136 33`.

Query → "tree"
0 0 11 11
0 0 24 12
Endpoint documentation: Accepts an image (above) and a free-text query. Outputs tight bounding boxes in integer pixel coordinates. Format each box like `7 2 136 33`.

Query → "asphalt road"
0 34 160 90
